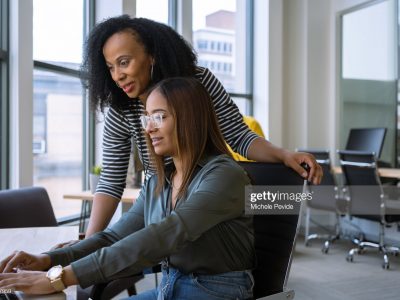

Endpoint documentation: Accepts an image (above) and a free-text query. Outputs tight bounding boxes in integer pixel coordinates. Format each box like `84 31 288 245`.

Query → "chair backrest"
0 187 57 228
345 127 386 158
338 150 382 220
238 162 304 298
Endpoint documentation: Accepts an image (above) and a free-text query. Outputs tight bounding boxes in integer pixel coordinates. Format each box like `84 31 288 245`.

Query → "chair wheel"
321 246 329 254
382 262 390 270
305 240 311 247
346 255 353 262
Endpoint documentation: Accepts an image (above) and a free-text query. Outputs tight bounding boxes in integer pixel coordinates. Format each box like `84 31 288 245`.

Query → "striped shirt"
96 66 259 200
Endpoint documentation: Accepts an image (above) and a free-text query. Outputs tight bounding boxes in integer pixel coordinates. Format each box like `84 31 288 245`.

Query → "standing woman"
80 15 322 238
0 78 255 300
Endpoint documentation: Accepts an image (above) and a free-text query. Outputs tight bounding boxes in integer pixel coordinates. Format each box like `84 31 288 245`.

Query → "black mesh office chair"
0 186 58 228
338 150 400 269
238 162 304 299
297 149 347 254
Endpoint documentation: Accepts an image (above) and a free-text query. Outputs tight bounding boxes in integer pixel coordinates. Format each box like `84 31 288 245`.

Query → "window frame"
0 0 9 189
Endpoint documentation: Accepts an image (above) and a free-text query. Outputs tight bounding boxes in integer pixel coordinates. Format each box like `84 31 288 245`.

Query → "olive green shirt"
47 154 255 288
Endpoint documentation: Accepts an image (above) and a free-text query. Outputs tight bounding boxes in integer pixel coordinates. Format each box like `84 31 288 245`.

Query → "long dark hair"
81 15 197 112
145 77 231 198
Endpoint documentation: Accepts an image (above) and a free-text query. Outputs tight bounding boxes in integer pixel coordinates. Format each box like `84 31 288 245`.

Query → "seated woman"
0 77 255 300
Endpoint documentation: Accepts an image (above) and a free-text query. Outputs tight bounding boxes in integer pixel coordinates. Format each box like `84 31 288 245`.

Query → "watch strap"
50 277 66 292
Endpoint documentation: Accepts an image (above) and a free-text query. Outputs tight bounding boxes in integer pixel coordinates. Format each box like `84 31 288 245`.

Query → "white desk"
63 188 141 203
0 227 78 300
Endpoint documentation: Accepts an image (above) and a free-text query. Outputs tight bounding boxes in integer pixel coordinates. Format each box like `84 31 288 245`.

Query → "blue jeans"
125 267 254 300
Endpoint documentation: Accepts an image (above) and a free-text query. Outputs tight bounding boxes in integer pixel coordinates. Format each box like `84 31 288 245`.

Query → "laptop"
0 292 66 300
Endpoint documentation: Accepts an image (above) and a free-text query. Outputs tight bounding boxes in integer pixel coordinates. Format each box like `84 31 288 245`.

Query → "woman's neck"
172 157 183 177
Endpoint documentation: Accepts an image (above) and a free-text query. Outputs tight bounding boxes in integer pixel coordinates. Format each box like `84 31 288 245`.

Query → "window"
136 0 169 24
197 39 208 50
192 0 253 115
33 0 89 218
0 0 9 189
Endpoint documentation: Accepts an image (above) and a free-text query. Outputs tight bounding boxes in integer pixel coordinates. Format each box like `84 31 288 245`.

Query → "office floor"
288 237 400 300
114 236 400 300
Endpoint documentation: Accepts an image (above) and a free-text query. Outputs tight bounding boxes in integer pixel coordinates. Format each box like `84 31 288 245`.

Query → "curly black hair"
81 15 197 112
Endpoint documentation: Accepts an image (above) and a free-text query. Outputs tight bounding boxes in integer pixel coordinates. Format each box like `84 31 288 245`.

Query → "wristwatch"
46 265 66 291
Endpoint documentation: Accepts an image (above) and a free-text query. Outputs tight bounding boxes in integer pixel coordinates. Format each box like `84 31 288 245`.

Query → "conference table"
63 188 141 232
332 166 400 178
0 226 78 299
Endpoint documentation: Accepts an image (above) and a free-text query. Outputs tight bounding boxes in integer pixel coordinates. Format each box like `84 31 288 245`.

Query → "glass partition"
340 0 398 165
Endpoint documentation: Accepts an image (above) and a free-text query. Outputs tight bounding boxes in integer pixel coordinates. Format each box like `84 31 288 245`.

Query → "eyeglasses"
140 112 165 129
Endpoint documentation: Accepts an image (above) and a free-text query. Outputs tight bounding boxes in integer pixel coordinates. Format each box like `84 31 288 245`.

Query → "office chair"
338 150 400 269
345 127 397 186
239 161 304 299
345 128 386 157
0 186 58 228
297 149 348 254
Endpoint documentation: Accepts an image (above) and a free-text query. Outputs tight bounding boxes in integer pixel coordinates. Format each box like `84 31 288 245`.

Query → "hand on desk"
0 252 55 294
0 270 56 295
0 251 50 273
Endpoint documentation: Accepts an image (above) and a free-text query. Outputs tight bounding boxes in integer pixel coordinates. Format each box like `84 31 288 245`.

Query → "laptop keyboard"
0 294 19 300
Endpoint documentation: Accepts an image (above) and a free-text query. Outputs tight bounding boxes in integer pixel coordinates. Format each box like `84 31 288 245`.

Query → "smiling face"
103 30 153 100
144 90 176 157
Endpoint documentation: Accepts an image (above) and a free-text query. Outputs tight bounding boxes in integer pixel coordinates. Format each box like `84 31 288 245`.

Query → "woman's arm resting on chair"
247 137 323 185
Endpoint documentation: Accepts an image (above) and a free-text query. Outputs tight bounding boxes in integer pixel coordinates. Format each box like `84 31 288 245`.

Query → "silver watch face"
47 265 63 280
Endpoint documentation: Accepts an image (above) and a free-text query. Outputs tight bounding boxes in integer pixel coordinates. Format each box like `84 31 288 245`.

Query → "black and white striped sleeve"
96 107 132 200
196 67 260 158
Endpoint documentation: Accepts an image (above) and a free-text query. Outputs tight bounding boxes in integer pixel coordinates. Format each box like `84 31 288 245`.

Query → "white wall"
263 0 373 152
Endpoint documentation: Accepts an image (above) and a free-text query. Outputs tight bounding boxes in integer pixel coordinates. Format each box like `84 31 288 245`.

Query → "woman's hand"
0 270 56 295
247 138 323 184
0 251 50 273
50 239 80 250
282 151 323 185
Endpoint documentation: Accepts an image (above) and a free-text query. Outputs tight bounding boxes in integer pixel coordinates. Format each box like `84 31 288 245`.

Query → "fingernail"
302 172 307 178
